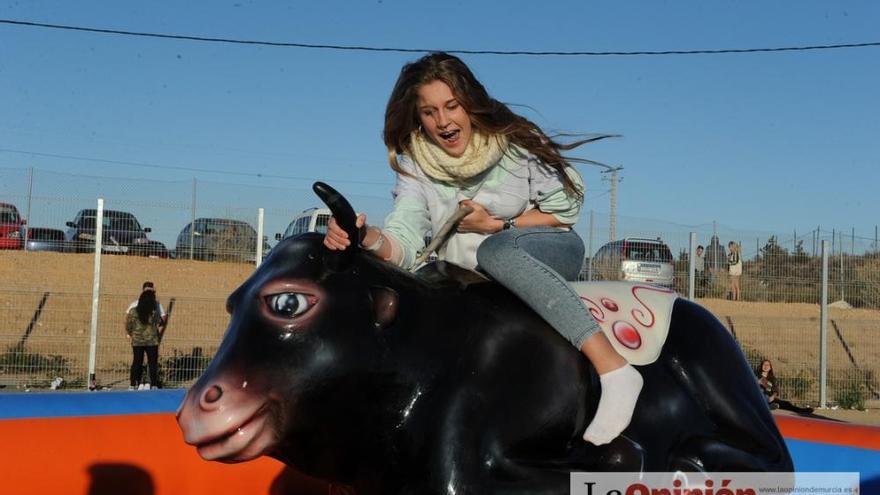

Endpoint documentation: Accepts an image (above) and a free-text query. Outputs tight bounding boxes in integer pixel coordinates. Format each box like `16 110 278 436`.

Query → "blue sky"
1 1 878 253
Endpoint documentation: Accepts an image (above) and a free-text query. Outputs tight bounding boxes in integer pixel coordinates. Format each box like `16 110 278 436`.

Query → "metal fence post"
840 233 845 302
587 209 594 281
812 228 817 257
87 198 105 391
819 239 829 408
23 166 33 251
688 232 696 300
256 207 265 268
189 177 197 260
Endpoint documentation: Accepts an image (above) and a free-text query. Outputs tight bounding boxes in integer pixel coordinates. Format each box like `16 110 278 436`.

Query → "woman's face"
416 80 472 158
762 360 772 372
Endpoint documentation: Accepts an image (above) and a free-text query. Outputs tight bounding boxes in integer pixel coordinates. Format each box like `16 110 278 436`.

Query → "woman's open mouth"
194 405 277 463
438 129 460 144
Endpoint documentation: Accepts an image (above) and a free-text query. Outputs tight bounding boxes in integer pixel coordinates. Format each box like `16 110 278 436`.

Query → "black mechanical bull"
178 183 793 494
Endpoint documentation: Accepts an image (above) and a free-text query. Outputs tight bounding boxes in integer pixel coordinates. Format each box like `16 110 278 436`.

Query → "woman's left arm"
530 161 584 224
457 201 565 234
458 157 582 234
509 209 566 228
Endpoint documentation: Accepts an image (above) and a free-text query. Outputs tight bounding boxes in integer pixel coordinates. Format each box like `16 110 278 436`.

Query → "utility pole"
601 166 623 242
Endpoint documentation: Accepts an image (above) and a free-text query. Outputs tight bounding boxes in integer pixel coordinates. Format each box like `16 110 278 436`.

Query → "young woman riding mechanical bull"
323 52 642 445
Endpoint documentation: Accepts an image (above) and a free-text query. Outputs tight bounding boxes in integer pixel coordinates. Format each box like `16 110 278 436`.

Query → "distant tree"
759 236 789 279
792 239 810 263
761 236 788 258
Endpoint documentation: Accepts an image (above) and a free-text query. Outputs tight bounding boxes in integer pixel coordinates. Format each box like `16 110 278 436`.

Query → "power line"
0 148 395 187
2 19 879 57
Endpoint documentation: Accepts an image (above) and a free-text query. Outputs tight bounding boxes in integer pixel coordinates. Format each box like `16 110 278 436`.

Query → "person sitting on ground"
756 359 813 414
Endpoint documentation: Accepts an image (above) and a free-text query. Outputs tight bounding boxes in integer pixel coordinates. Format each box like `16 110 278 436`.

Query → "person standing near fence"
323 52 643 446
727 241 743 301
125 286 163 390
126 281 167 330
126 281 167 388
694 245 707 296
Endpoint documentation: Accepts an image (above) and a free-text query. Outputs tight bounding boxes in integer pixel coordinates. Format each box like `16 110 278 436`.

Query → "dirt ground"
0 251 253 388
696 297 880 410
1 251 879 421
775 408 880 426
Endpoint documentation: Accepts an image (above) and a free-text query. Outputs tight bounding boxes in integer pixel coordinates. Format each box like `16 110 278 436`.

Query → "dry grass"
0 251 252 388
698 298 880 408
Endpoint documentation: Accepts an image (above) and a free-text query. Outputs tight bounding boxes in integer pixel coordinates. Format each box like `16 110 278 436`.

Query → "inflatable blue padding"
0 389 185 419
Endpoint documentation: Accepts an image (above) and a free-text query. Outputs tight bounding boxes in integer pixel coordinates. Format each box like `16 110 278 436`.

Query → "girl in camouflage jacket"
126 289 162 388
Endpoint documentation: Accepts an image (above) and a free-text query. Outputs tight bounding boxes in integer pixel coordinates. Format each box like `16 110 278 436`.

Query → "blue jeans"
476 227 601 349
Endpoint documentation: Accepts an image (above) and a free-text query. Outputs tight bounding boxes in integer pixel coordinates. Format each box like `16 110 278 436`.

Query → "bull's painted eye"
266 293 312 318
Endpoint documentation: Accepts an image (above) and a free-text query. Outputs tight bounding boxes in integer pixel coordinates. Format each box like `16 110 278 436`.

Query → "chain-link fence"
1 166 878 410
578 211 880 409
0 166 389 391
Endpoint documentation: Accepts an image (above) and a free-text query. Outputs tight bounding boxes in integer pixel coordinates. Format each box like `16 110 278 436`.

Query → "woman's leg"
477 227 590 346
732 275 741 301
145 346 160 389
477 227 643 445
777 399 812 414
130 346 145 388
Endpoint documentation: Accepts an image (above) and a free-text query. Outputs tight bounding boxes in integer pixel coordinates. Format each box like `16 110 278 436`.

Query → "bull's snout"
175 382 226 422
177 376 276 463
178 378 241 428
200 384 224 409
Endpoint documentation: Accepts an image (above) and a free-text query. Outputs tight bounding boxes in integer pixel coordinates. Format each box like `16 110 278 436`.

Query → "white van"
276 207 332 241
591 237 675 288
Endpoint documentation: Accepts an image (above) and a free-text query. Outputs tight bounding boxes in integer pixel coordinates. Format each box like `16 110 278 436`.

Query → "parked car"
176 218 263 263
24 228 66 252
0 202 26 250
64 209 155 255
591 237 675 288
276 207 331 241
142 240 171 259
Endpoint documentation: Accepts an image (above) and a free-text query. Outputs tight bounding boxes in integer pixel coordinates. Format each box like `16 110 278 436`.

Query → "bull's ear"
370 286 398 330
313 181 361 271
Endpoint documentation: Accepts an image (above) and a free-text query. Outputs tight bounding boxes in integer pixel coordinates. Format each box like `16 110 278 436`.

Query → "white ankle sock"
583 363 644 445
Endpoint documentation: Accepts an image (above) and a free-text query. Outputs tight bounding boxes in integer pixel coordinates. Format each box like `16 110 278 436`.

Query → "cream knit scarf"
409 130 508 182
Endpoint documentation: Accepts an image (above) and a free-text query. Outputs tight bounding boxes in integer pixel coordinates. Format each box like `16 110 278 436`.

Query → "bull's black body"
178 183 793 495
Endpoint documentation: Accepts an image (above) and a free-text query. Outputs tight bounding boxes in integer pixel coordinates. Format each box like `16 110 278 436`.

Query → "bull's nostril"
204 385 223 403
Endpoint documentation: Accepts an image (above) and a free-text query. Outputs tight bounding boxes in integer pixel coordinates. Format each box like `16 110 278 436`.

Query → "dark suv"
65 209 158 255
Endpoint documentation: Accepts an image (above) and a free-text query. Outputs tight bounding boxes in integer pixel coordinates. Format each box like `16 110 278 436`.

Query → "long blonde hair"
728 241 741 255
383 52 612 198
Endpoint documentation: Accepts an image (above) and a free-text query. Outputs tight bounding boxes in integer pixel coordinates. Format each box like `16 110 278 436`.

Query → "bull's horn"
313 181 360 271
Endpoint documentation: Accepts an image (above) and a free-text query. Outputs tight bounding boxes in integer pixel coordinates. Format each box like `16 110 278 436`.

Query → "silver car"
591 237 675 288
275 207 332 241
